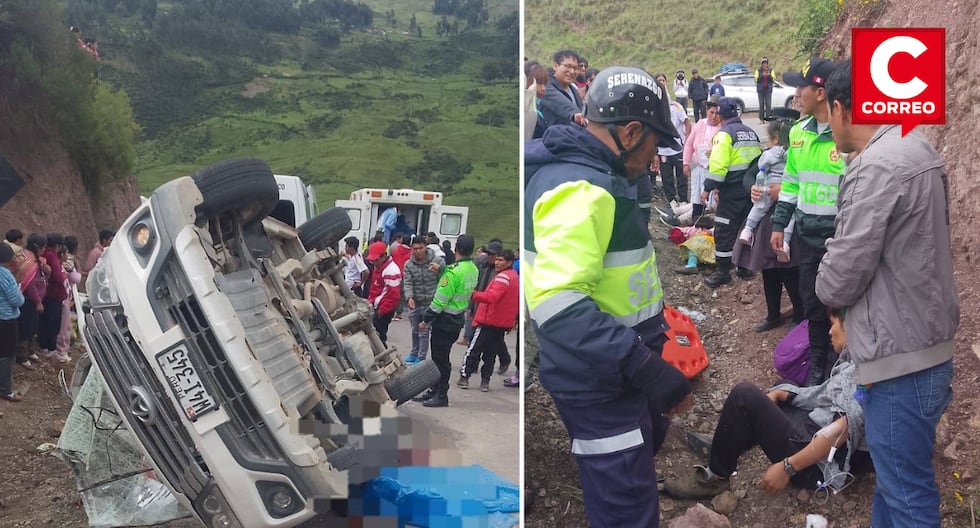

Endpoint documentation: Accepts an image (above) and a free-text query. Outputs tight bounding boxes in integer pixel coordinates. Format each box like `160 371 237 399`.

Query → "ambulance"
335 188 468 247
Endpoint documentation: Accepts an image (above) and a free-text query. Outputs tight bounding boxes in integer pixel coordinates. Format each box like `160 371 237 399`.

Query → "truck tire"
298 207 353 250
385 360 441 405
192 158 279 226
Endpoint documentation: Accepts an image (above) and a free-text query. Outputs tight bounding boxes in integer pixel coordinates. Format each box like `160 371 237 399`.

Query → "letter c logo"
870 36 928 99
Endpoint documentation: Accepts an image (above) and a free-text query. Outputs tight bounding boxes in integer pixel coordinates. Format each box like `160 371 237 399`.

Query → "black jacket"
689 76 710 100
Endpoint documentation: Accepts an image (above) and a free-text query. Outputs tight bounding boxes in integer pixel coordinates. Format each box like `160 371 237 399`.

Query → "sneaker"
497 360 511 375
676 265 700 276
776 242 791 263
52 352 71 363
663 465 731 500
17 359 35 370
480 380 490 392
412 388 436 402
735 267 755 280
503 376 520 388
403 354 420 365
455 339 469 346
0 392 22 403
738 227 753 245
393 315 403 321
27 353 39 361
456 376 470 389
40 349 59 360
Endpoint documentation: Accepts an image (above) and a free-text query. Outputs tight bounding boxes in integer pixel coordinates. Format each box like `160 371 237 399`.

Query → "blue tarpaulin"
359 465 519 528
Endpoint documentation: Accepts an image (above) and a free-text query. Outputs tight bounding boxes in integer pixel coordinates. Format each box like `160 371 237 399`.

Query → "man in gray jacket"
402 236 445 364
815 60 957 528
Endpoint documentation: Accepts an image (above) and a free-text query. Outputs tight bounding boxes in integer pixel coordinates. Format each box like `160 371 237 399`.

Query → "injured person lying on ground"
664 308 870 499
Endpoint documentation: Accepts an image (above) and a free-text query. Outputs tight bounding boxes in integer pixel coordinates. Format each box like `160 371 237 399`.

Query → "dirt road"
0 318 519 527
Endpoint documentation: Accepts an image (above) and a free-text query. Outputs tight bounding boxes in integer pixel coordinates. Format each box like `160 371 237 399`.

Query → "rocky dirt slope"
0 120 141 252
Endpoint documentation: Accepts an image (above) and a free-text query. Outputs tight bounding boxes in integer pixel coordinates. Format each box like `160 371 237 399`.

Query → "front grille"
84 310 210 498
157 260 283 466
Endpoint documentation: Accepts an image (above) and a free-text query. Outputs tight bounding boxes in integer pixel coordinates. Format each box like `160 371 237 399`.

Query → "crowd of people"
342 229 520 408
0 228 114 402
524 50 957 528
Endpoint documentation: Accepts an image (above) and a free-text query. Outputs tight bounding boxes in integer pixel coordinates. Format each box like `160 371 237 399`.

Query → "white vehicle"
716 72 797 115
272 174 318 226
336 188 468 247
77 158 439 527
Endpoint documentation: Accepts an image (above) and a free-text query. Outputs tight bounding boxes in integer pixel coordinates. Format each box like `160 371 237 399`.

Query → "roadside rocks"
668 503 732 528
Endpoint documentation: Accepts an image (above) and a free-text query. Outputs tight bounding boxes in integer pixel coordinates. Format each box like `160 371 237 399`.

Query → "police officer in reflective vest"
702 96 762 288
524 66 694 527
771 57 844 386
413 234 478 407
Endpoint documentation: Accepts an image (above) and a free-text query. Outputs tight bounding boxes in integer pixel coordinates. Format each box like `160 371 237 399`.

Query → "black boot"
804 348 827 387
704 258 733 288
422 392 449 407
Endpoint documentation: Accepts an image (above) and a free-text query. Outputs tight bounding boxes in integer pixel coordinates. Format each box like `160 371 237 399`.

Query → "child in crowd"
739 119 795 262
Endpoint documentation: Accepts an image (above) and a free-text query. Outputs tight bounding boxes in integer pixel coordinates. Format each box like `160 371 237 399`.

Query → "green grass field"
524 0 804 78
126 1 520 248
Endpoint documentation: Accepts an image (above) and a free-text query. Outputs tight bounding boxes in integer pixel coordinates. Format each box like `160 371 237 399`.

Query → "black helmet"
584 66 681 150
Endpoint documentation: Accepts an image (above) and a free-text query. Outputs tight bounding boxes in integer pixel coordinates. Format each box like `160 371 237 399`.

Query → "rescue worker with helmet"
702 96 763 288
524 66 694 527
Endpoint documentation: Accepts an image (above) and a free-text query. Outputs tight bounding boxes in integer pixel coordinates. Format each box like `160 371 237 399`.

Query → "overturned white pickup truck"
76 158 439 527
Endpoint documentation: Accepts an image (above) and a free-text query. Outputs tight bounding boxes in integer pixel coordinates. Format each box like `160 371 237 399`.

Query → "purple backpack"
773 321 809 385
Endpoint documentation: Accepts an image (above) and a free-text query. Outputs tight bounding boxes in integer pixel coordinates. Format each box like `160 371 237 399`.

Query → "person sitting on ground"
739 119 795 262
664 307 867 499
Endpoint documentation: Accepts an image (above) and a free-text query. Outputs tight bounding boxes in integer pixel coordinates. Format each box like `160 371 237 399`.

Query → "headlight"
194 484 244 528
130 220 156 253
86 262 120 308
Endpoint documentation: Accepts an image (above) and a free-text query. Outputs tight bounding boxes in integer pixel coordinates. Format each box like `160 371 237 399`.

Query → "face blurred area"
494 256 512 272
553 56 579 87
411 242 427 261
706 105 721 125
829 313 847 354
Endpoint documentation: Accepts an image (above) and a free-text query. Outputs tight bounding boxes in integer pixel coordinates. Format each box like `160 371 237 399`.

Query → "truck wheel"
298 207 353 250
385 359 441 405
192 158 279 226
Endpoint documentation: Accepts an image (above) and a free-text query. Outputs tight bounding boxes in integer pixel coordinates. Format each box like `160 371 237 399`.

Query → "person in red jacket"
457 249 519 392
366 241 401 346
38 233 67 360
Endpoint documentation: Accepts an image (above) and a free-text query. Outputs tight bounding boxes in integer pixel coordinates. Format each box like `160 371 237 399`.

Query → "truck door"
335 200 371 248
431 205 468 247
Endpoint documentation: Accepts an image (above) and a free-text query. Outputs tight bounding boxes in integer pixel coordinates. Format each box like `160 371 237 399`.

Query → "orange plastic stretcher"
661 304 709 379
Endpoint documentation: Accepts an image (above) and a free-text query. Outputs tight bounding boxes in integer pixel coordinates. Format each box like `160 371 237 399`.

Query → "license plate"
157 346 216 421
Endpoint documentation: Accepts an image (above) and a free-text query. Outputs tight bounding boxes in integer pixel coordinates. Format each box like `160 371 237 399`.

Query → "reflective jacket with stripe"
423 258 478 332
524 124 689 406
772 116 847 248
704 117 762 193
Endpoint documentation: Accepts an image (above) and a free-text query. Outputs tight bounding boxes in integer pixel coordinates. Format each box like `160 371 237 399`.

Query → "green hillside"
524 0 821 78
65 0 520 247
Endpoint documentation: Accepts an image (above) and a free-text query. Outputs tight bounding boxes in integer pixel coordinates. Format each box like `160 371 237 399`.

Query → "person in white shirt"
343 237 368 297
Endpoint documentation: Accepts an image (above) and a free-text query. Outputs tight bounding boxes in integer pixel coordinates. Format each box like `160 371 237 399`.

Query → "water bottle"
754 170 767 202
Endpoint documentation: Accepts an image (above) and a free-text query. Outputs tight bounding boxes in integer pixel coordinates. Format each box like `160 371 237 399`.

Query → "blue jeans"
408 304 430 359
861 360 953 528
